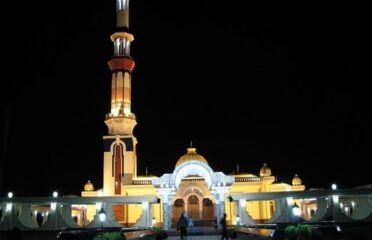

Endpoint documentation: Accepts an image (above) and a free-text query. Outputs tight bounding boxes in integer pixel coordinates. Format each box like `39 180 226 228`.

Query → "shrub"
284 224 315 240
151 226 168 240
94 231 124 240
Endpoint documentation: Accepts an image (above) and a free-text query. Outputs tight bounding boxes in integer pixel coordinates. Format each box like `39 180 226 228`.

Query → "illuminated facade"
81 0 305 228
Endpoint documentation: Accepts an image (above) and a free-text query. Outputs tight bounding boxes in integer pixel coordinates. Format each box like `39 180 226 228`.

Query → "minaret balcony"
105 112 136 120
105 114 137 135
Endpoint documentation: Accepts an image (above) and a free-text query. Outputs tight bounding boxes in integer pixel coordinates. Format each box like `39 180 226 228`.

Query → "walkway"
165 227 263 240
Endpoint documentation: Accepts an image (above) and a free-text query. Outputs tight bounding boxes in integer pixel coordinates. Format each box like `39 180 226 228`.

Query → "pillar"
163 198 172 230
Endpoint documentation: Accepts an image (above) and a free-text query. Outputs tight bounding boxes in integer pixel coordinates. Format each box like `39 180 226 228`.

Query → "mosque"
80 0 305 228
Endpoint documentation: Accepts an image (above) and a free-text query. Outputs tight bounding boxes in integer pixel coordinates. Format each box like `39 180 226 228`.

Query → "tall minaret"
103 0 137 195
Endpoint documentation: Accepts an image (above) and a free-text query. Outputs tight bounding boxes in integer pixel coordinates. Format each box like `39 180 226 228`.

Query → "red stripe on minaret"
108 58 135 72
114 144 122 195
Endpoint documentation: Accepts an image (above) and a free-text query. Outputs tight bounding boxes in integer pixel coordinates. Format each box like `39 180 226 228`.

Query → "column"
214 192 225 229
162 198 172 230
199 200 203 220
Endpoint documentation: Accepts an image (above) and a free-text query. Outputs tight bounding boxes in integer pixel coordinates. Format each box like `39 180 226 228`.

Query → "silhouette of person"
220 213 228 240
177 213 188 239
36 212 43 226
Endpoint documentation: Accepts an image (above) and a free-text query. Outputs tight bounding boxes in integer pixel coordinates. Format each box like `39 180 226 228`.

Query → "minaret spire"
105 0 136 136
103 0 138 196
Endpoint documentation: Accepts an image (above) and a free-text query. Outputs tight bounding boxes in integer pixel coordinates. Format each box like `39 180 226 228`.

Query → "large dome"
176 147 208 167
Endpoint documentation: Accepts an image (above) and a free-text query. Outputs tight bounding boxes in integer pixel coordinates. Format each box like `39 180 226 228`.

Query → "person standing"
188 216 194 227
220 213 228 240
177 213 188 239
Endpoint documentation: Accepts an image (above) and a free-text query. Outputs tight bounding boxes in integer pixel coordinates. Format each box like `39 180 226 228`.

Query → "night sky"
0 1 370 197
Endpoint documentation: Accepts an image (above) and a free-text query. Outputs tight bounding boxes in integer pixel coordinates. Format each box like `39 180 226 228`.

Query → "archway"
172 199 185 220
202 198 215 221
153 159 234 230
172 162 214 189
187 195 199 220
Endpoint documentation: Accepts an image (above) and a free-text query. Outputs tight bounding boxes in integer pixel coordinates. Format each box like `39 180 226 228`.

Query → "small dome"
176 147 208 167
259 163 272 177
84 180 94 191
292 174 302 186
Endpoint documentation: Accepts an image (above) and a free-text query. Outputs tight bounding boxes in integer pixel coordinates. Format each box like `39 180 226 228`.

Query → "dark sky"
1 1 370 196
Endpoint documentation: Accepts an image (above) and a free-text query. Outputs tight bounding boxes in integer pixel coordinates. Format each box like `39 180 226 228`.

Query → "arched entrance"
187 195 199 220
153 159 234 230
171 178 217 226
172 199 185 220
202 198 214 220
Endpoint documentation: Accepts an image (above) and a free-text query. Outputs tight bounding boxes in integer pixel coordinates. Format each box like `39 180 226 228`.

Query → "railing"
132 180 152 185
181 178 204 182
235 177 261 182
105 112 136 120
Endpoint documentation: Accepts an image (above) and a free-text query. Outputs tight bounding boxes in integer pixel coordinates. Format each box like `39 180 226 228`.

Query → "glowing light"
344 206 349 214
142 201 149 210
96 202 102 211
236 215 240 225
123 105 130 116
331 184 337 190
287 197 293 205
6 203 12 212
117 0 127 10
53 191 58 198
292 202 301 217
239 199 246 207
336 226 341 232
152 217 156 227
7 192 13 198
51 202 57 211
351 201 355 208
99 208 106 227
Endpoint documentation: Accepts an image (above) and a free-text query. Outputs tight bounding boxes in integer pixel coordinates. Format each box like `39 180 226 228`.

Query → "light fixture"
99 208 106 228
53 191 58 198
152 217 156 227
7 192 13 198
331 184 337 190
292 202 301 219
236 214 240 225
